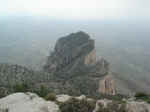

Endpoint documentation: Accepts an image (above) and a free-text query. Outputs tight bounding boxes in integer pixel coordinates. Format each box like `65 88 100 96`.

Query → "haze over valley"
1 16 150 93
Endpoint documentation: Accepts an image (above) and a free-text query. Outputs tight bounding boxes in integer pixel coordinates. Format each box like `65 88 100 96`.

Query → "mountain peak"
44 31 113 95
44 31 97 74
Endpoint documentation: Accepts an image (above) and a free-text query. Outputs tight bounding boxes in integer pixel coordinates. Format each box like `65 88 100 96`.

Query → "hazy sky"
1 0 150 20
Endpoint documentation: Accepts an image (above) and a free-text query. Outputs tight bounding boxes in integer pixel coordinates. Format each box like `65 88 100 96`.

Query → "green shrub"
146 99 150 104
97 94 127 101
59 98 95 112
0 108 9 112
0 87 8 98
135 92 148 98
97 101 126 112
13 83 29 92
135 92 150 103
35 85 49 98
45 93 56 101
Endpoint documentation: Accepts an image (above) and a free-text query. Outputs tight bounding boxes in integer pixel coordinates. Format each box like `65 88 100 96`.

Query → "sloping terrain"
1 18 150 94
0 32 115 96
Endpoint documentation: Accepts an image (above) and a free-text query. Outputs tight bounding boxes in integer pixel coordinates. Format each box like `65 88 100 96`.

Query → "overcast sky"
0 0 150 20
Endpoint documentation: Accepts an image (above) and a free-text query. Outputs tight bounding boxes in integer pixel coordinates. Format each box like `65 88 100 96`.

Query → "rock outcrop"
0 93 59 112
1 92 150 112
56 94 71 103
99 75 117 95
44 31 113 95
94 99 150 112
0 93 90 112
126 101 150 112
44 31 109 76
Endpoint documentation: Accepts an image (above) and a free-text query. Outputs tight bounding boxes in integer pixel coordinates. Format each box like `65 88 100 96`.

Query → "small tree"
45 93 56 101
13 83 29 92
36 85 49 98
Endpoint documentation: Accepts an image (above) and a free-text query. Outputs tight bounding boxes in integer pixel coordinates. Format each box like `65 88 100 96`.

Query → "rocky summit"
44 31 98 74
44 31 116 95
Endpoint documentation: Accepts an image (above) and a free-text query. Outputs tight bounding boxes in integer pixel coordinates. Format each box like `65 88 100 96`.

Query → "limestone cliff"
44 31 115 95
44 31 109 76
44 31 96 74
99 74 117 95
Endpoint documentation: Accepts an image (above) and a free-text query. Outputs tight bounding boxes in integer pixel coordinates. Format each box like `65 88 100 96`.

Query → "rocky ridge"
1 92 150 112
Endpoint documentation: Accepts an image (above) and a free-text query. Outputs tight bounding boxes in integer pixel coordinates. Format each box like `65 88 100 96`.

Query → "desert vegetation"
59 98 96 112
97 101 126 112
135 92 150 104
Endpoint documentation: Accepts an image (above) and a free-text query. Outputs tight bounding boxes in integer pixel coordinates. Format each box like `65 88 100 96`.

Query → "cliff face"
99 75 117 95
44 31 109 76
44 31 96 74
44 31 115 95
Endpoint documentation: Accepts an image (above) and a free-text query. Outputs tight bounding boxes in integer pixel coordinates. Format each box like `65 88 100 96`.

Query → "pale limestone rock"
76 95 86 100
87 98 95 102
93 99 150 112
99 74 117 95
0 93 59 112
2 92 150 112
56 94 87 103
84 49 97 66
56 94 71 103
126 101 150 112
93 99 112 112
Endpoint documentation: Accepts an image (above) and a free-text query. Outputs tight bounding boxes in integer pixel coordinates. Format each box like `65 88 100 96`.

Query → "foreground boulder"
0 93 90 112
0 93 59 112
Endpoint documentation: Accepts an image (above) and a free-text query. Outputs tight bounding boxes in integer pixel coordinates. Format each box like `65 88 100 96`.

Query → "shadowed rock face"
44 31 114 95
44 31 96 74
44 31 109 76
